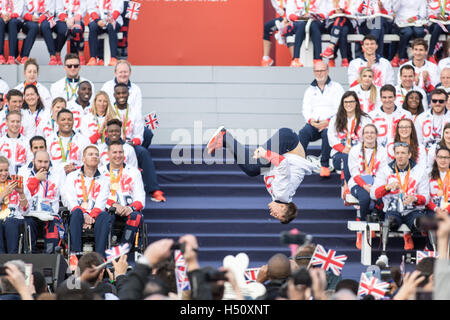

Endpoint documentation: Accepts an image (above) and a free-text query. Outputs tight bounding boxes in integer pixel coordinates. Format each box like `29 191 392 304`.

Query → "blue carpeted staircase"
144 145 419 281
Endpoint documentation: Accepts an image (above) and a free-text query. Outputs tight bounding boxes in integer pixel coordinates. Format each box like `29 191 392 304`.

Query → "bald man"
298 61 345 177
23 150 66 253
438 68 450 94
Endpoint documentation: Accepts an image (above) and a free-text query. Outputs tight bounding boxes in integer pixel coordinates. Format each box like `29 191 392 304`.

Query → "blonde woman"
349 67 380 114
81 91 118 145
37 98 66 139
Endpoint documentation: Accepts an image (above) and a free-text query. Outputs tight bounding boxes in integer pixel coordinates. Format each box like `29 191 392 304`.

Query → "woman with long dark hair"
328 91 372 182
22 84 50 137
389 118 427 168
348 123 387 249
402 90 425 123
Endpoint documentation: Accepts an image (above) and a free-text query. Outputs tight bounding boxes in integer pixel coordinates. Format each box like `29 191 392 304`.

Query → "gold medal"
437 190 444 197
111 182 120 191
81 202 89 210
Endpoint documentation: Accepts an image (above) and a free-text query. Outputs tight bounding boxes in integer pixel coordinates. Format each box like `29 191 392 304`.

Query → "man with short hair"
50 53 95 104
18 136 48 179
299 61 344 177
99 141 145 248
369 85 412 151
396 38 440 94
62 145 110 256
46 109 90 175
348 35 394 88
395 64 428 109
66 81 93 132
371 142 429 258
0 89 34 138
207 127 314 224
0 111 33 175
22 150 65 253
98 119 137 167
415 89 450 150
113 84 165 202
437 68 450 93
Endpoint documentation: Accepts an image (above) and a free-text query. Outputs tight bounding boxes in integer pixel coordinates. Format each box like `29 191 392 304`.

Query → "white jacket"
113 104 144 146
327 114 372 157
66 99 90 133
427 0 450 19
427 171 450 213
46 131 90 171
415 109 450 149
394 84 428 110
368 106 412 148
0 0 24 19
50 77 95 105
0 134 33 174
98 163 145 211
348 142 388 190
262 152 315 203
371 160 429 215
302 77 344 122
392 0 427 26
87 0 123 26
61 166 109 217
0 185 29 219
14 82 52 111
348 54 394 88
22 164 65 216
0 79 8 95
0 109 35 139
349 84 381 113
23 0 55 21
396 61 440 94
55 0 87 21
101 79 142 118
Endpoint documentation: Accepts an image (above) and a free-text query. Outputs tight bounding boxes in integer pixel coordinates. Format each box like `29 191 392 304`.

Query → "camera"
170 242 186 253
280 231 312 246
204 268 227 282
292 267 311 287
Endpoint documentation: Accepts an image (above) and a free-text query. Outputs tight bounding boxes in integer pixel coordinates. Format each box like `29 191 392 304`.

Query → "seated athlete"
207 127 315 224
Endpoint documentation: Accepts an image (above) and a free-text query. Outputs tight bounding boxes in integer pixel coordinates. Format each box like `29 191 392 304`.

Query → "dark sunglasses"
65 64 80 69
432 99 446 104
394 142 409 148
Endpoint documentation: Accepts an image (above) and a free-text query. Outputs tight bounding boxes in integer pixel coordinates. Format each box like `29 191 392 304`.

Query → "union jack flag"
105 243 130 261
144 112 159 130
244 268 260 284
416 250 438 264
45 12 56 28
125 1 141 21
358 273 389 299
309 244 347 276
174 250 191 294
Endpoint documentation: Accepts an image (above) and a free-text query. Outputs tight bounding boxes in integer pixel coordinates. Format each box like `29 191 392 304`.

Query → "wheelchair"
61 206 148 259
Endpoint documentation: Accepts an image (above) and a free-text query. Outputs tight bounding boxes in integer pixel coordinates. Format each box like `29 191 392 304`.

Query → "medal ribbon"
362 143 376 175
114 103 129 139
58 133 73 163
65 78 78 101
437 169 450 203
109 165 123 196
346 117 357 146
395 163 411 197
95 115 106 143
80 172 95 203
